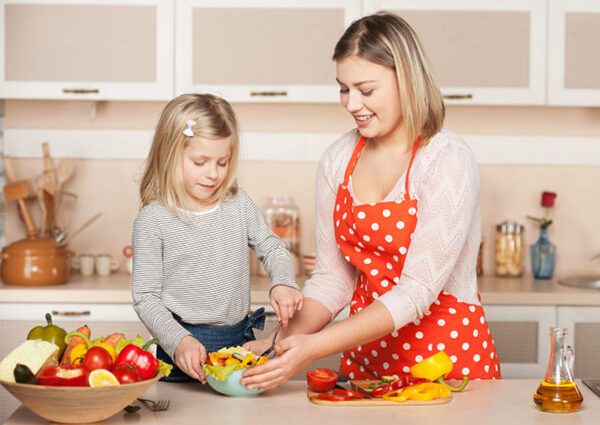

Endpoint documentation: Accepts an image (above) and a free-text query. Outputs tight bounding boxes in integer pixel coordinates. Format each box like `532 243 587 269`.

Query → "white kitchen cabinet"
364 0 548 105
0 302 151 424
557 307 600 378
547 0 600 106
484 305 556 378
0 0 174 100
175 0 361 103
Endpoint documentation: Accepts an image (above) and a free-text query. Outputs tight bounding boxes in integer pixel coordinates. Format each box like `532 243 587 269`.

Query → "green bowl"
205 369 263 397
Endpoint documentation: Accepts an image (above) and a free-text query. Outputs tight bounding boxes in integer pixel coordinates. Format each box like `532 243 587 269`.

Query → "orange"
88 369 120 387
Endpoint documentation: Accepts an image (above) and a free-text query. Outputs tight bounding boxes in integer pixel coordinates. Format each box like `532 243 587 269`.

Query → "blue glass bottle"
530 226 556 279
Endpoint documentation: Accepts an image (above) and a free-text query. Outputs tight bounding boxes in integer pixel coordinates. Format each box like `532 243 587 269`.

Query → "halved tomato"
306 368 338 392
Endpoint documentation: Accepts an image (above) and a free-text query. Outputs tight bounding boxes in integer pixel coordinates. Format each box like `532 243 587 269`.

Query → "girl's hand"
240 334 317 391
270 285 304 328
174 336 207 383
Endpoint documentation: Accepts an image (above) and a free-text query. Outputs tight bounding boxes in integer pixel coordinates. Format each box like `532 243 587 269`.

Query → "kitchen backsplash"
3 100 600 279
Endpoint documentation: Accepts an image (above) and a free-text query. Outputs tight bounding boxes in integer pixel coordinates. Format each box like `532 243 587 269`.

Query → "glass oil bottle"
533 327 583 413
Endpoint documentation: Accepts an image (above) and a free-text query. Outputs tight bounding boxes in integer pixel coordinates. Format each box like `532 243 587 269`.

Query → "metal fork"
137 398 170 412
260 323 282 358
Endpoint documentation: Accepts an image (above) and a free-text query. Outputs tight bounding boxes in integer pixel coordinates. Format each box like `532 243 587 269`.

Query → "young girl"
132 93 303 383
242 12 500 390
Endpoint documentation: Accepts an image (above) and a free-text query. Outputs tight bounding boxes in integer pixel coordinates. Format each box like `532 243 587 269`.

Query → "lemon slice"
88 369 120 387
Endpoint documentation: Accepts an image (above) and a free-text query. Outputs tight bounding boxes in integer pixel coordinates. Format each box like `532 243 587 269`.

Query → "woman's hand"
174 335 207 383
270 285 304 328
242 338 272 355
241 334 317 391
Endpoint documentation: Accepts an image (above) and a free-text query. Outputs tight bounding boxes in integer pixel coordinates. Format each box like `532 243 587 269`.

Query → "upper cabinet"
174 0 361 103
0 0 174 100
364 0 548 105
548 0 600 106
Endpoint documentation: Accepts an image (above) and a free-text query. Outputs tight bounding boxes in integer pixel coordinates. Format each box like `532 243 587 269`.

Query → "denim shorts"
157 307 265 382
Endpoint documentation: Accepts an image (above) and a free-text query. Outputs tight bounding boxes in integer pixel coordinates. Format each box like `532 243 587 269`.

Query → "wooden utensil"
41 143 57 236
59 213 103 247
2 156 37 239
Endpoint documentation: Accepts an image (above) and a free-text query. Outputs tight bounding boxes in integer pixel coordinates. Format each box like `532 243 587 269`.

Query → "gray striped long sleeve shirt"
131 188 298 359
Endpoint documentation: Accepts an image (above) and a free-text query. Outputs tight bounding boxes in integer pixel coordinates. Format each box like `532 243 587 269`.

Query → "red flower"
541 191 557 208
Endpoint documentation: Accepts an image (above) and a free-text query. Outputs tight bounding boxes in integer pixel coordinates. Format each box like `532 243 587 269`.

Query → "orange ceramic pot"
1 237 75 286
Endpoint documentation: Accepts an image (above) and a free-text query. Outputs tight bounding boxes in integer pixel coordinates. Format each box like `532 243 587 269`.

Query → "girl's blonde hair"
140 93 239 209
333 11 445 145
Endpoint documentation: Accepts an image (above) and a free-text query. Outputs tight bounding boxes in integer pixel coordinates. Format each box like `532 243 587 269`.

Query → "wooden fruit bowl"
0 374 161 423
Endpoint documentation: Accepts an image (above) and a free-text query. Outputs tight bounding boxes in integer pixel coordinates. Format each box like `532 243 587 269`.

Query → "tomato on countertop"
306 368 339 392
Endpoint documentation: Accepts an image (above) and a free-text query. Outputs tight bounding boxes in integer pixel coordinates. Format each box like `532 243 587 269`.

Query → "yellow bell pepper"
69 344 88 365
225 357 241 366
409 351 469 392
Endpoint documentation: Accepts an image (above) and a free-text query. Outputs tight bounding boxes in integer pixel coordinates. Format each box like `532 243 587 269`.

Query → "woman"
242 12 500 391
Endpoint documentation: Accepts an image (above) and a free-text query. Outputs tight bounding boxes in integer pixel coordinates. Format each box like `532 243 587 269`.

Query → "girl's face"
182 135 232 209
336 55 403 142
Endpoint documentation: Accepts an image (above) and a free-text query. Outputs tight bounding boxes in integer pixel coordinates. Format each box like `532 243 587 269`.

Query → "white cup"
72 254 95 276
95 254 120 276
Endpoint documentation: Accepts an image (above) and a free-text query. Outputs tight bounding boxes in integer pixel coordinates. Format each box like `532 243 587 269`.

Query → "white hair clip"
183 120 196 137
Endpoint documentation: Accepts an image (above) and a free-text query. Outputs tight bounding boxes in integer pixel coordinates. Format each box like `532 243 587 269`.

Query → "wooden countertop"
4 379 600 424
2 273 600 306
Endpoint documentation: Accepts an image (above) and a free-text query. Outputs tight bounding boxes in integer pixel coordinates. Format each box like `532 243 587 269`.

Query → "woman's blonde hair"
333 11 445 145
140 93 239 209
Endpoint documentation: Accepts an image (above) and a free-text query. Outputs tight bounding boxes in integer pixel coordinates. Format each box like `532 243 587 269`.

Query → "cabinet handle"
62 88 100 94
443 94 473 100
250 91 288 97
51 310 91 317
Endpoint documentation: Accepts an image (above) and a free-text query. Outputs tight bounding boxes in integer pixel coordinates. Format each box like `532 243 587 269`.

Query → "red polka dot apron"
336 136 501 380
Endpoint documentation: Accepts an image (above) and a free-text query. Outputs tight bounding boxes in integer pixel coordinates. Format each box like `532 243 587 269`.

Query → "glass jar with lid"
495 221 525 277
261 196 301 276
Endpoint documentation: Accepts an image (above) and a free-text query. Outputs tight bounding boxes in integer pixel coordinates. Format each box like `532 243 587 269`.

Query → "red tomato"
83 346 114 372
113 365 141 384
316 389 364 402
306 368 338 392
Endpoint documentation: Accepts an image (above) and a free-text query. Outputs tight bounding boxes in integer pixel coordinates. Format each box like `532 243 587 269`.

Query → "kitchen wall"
4 100 600 279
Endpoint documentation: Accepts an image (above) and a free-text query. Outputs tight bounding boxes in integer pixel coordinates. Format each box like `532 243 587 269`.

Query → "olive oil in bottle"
534 380 583 413
533 328 583 413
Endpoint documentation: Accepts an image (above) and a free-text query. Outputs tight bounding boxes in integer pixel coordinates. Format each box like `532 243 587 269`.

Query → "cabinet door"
0 0 174 100
0 303 151 424
557 307 600 378
548 1 600 106
175 0 361 103
484 306 556 378
364 0 547 105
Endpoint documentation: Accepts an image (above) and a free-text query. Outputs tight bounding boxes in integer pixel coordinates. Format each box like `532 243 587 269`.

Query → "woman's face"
336 55 403 142
182 135 231 209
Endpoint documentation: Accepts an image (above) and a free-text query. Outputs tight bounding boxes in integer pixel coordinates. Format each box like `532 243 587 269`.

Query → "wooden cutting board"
307 380 452 406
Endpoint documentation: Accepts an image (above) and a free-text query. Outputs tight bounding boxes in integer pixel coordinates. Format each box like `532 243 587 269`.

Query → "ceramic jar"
1 237 75 286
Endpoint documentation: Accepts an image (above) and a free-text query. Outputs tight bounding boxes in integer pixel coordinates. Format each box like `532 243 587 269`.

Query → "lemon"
88 369 120 387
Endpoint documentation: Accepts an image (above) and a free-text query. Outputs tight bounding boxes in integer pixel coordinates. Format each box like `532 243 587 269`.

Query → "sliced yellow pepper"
239 353 255 368
410 351 470 392
382 383 452 402
209 352 220 365
225 358 241 365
